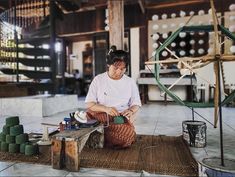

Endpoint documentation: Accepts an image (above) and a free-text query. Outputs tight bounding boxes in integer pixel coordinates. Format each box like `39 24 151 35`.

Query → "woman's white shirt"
85 72 141 112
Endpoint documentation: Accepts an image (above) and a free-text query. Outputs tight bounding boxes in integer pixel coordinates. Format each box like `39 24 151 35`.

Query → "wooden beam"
145 55 235 65
108 0 124 50
145 0 205 9
145 56 214 65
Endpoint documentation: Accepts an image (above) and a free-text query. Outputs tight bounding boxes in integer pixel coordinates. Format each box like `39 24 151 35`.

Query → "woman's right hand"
106 107 119 116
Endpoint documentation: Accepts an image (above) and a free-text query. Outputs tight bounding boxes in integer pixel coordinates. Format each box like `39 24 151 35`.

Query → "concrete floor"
0 96 235 176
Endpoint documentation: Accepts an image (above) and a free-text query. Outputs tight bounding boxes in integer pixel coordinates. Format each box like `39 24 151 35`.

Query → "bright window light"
55 42 62 52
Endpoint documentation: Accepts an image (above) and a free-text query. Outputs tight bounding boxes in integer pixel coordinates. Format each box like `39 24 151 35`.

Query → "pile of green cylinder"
0 116 38 156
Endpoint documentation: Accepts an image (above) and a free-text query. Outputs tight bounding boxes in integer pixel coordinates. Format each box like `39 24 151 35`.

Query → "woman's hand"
106 107 120 116
121 109 134 122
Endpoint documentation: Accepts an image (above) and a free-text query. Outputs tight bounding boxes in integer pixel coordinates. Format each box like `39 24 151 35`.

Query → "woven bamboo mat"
0 145 51 165
80 135 198 176
0 135 198 176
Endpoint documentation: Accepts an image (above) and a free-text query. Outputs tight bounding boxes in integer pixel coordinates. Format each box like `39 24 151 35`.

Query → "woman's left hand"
121 109 134 122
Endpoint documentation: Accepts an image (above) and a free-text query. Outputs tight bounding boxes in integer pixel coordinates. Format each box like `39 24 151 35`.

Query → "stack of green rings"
0 116 38 155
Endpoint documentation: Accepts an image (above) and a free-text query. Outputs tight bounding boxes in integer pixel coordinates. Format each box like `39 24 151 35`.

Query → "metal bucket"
182 120 207 148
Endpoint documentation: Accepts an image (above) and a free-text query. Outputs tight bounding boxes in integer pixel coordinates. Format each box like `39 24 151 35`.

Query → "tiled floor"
0 96 235 176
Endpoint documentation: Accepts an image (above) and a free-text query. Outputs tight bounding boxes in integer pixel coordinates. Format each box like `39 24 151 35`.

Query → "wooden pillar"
49 0 56 94
107 0 124 50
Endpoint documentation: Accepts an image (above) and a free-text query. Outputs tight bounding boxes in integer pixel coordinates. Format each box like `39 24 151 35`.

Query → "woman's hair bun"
108 45 117 55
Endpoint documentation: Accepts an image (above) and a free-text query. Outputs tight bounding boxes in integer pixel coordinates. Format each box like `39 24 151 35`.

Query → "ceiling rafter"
145 0 206 9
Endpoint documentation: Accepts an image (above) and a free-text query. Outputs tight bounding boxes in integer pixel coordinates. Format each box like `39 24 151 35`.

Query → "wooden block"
65 141 79 171
51 125 104 171
51 139 64 169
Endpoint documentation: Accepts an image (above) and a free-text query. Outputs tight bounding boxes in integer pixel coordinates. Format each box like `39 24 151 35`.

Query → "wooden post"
51 139 65 169
65 141 80 171
107 0 124 50
49 0 56 94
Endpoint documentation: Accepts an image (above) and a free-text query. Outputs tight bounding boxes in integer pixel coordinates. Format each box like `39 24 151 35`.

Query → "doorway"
92 32 109 76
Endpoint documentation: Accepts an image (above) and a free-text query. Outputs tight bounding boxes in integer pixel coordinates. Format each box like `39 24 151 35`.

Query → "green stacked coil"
5 116 20 127
0 132 6 142
9 143 20 153
20 142 30 154
2 125 10 134
0 116 38 156
6 135 15 144
1 142 9 152
10 125 24 136
16 133 29 144
25 144 39 156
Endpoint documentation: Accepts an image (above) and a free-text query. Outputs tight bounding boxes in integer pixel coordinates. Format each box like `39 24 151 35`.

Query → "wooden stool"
51 125 104 171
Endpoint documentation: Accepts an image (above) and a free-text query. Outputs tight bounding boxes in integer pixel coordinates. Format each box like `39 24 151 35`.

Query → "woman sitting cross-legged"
85 46 141 149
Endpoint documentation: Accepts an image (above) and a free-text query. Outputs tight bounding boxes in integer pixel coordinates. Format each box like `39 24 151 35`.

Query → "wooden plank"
52 126 102 141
